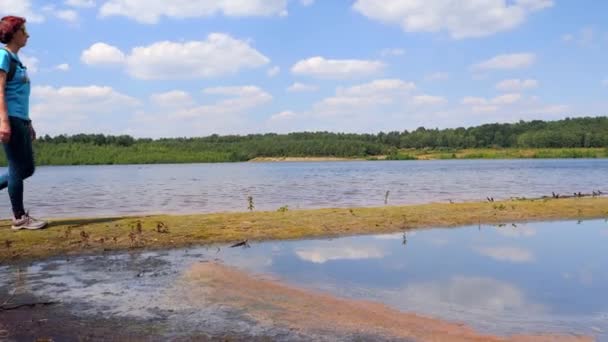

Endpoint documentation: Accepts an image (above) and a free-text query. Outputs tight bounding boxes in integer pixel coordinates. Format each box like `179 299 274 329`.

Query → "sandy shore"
248 156 371 162
1 196 607 262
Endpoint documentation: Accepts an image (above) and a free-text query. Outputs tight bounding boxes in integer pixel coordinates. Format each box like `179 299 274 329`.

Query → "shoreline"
249 148 608 162
1 196 607 262
248 156 369 162
3 147 607 167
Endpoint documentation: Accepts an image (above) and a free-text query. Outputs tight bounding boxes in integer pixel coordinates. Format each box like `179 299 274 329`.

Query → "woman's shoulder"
0 48 12 61
0 49 11 70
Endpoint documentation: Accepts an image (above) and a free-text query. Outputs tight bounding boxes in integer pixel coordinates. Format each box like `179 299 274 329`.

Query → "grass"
403 147 608 160
1 196 607 262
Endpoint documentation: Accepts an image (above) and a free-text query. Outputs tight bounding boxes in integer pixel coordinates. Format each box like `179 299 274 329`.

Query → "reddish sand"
178 262 592 342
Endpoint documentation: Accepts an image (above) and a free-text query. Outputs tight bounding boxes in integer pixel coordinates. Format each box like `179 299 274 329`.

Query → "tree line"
1 116 607 166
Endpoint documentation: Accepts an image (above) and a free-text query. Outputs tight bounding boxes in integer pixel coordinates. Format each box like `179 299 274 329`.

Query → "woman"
0 15 46 230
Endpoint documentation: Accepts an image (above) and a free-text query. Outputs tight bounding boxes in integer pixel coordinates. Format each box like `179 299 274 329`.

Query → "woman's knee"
14 163 35 180
23 164 35 179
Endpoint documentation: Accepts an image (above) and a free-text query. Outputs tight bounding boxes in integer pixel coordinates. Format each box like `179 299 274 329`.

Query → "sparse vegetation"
1 196 607 262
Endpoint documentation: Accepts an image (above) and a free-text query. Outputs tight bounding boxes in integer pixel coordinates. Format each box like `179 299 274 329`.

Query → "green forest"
1 116 607 166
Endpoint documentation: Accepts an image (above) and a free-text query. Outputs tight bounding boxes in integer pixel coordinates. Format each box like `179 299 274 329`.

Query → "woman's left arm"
28 122 36 141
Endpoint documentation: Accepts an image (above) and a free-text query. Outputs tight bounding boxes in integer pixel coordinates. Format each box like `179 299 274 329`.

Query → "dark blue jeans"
0 116 35 219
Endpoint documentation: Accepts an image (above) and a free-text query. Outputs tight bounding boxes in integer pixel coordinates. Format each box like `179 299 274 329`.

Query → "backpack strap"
2 48 20 83
7 58 16 82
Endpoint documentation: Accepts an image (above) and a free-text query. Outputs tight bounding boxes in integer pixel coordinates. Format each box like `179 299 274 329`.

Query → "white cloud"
300 0 314 6
287 82 318 93
170 86 272 119
0 0 44 22
291 56 385 79
270 110 297 120
425 72 449 81
496 79 539 92
338 79 415 96
99 0 288 24
492 93 522 105
274 83 569 135
461 93 522 113
580 27 594 45
54 9 79 22
125 34 270 80
81 42 126 65
203 85 267 97
31 85 140 134
295 245 384 264
353 0 553 39
563 27 596 46
315 79 415 112
472 53 536 71
65 0 96 8
462 97 488 106
496 226 537 238
150 90 195 108
472 105 499 113
20 54 39 74
520 104 568 115
476 246 534 263
267 66 280 77
380 48 405 57
132 86 273 137
400 276 545 316
462 93 521 106
412 94 447 106
55 63 70 71
372 233 403 240
42 5 80 22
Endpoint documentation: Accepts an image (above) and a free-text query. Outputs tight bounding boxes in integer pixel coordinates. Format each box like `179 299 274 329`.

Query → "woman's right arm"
0 71 10 143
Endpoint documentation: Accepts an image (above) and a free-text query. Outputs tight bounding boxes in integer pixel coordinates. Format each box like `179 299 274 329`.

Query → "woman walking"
0 16 46 230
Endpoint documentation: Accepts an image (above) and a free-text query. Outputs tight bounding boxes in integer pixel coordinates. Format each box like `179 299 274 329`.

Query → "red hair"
0 16 26 44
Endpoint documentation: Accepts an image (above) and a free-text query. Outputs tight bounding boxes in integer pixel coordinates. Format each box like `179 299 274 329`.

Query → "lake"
1 159 607 219
1 219 606 340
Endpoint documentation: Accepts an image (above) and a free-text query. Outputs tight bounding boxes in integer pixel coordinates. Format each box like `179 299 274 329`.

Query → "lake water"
1 219 606 339
1 159 607 219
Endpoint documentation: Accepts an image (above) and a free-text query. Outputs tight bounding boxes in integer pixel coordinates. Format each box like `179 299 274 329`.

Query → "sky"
3 0 608 138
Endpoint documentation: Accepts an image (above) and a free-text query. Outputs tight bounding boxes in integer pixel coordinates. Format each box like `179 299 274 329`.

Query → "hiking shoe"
11 212 47 230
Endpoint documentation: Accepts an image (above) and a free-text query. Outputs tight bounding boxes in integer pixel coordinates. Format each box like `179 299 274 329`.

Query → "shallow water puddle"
1 219 606 340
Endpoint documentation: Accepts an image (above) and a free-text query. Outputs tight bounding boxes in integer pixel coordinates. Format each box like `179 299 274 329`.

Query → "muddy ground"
0 257 592 342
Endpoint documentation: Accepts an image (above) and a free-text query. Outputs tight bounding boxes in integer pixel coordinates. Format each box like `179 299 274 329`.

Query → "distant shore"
249 148 608 162
1 147 606 167
249 156 368 162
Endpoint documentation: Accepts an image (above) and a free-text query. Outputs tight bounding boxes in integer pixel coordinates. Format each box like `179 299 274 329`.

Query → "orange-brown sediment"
177 262 591 342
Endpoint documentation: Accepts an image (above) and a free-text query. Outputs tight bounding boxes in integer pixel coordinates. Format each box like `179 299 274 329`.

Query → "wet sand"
174 262 591 342
0 259 594 341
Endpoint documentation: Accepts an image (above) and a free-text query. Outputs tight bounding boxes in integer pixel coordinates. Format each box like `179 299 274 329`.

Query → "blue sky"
5 0 608 138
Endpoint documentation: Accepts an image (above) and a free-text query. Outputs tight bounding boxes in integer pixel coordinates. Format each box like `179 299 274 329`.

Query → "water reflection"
474 246 535 263
295 243 386 264
399 276 546 316
0 219 606 339
495 225 537 238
